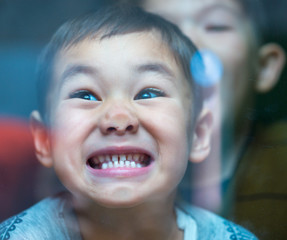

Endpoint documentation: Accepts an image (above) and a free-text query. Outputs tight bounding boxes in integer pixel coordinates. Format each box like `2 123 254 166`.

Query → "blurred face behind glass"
138 0 285 212
144 0 259 161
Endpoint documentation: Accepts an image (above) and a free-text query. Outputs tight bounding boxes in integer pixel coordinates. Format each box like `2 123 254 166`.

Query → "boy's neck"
73 194 183 240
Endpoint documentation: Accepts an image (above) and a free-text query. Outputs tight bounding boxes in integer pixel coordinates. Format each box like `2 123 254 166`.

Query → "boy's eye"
134 88 165 100
69 90 100 101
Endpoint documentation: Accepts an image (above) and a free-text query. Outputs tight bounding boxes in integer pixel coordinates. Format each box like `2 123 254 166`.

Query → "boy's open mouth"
87 153 152 170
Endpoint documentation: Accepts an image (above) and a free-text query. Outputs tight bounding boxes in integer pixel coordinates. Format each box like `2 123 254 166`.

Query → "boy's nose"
99 103 139 136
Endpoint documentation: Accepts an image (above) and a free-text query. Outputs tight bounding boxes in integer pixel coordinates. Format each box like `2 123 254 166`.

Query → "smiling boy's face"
31 31 211 207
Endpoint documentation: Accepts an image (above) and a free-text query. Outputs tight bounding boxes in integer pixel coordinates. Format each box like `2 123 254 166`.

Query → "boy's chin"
90 190 176 210
94 191 147 209
96 200 143 209
72 191 145 211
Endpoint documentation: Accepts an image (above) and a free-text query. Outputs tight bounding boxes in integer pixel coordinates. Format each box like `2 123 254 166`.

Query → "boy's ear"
30 111 53 168
256 43 286 92
189 109 213 163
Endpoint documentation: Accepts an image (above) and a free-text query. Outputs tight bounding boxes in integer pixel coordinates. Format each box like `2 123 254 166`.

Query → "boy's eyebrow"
61 64 97 83
135 62 176 79
195 2 243 19
59 62 176 85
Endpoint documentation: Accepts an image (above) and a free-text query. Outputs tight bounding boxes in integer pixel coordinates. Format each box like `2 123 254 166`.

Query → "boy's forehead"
57 31 174 63
145 0 243 10
144 0 243 12
53 31 186 83
142 0 253 27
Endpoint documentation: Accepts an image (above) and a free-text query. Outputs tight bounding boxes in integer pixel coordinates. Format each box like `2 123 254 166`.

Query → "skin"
141 0 285 211
31 31 212 240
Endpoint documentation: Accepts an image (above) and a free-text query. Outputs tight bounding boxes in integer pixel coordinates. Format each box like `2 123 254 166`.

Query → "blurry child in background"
119 0 286 239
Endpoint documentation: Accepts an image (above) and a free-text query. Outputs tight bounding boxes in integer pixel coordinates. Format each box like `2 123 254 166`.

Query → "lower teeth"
88 156 151 169
100 161 142 169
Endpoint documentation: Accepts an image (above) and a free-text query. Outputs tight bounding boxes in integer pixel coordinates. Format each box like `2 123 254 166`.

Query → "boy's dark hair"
37 5 202 124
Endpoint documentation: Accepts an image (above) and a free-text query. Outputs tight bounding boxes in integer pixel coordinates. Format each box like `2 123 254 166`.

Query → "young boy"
0 6 257 240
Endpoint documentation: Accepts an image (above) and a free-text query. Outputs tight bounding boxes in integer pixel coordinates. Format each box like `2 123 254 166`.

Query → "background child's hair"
36 5 203 125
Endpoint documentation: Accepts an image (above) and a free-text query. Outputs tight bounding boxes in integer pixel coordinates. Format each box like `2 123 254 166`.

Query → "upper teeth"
90 154 147 169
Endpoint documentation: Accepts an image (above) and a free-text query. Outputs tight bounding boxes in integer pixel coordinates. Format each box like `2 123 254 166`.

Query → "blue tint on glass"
190 49 223 87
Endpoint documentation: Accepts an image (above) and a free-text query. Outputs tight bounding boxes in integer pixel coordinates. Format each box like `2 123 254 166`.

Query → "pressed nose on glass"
99 102 139 135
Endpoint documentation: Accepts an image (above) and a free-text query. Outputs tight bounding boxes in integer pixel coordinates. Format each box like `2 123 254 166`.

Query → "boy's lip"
85 146 155 178
86 146 154 159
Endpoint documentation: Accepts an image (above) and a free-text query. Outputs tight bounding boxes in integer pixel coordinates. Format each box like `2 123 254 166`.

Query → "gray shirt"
0 193 257 240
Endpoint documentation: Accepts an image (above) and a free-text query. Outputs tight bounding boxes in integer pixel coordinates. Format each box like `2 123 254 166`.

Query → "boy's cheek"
141 102 190 131
205 35 248 64
51 103 84 127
